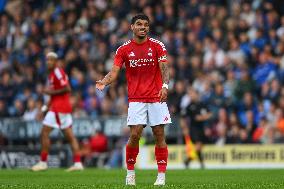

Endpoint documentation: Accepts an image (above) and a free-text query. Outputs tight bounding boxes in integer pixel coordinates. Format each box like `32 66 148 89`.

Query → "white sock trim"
127 170 135 176
74 162 82 166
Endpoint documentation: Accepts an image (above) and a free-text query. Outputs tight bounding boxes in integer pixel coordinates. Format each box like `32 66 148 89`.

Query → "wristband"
162 83 169 89
41 105 48 112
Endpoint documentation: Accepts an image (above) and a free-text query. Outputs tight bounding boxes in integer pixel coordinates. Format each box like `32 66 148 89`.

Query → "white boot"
154 173 166 186
66 162 84 172
31 161 48 171
126 174 136 185
126 170 136 185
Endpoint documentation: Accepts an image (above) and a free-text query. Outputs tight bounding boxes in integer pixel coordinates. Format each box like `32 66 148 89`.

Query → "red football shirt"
48 67 72 113
114 37 168 102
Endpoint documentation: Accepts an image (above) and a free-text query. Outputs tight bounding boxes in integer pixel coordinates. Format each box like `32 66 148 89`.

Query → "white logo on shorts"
164 116 169 122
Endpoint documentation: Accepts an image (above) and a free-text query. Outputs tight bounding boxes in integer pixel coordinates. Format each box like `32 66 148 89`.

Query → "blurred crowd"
0 0 284 145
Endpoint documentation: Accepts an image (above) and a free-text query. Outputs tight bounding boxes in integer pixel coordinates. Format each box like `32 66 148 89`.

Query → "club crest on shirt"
148 48 152 56
129 51 135 57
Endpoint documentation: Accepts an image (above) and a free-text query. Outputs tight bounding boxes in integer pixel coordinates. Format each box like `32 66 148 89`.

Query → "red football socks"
41 151 81 163
126 145 139 170
40 151 48 162
73 153 81 163
155 146 168 173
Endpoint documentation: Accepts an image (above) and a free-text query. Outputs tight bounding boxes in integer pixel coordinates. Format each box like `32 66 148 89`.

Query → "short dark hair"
131 14 150 24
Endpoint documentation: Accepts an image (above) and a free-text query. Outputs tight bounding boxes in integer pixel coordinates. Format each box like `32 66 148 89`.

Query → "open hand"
96 80 106 91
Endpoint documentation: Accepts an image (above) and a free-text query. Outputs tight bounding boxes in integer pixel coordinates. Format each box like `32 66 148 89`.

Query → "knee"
153 130 165 141
130 132 141 143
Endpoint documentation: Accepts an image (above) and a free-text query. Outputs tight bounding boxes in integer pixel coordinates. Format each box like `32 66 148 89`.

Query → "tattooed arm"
96 65 121 91
158 61 169 102
159 61 169 85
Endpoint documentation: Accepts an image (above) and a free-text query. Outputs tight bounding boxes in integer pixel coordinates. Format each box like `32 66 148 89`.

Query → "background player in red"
31 52 83 172
96 14 171 186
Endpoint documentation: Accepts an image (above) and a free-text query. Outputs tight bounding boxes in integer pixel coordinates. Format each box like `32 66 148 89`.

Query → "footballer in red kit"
47 68 72 114
96 14 171 186
31 52 83 172
114 37 167 103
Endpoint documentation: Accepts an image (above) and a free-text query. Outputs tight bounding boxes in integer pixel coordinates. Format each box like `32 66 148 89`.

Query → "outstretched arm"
96 65 121 91
158 61 169 102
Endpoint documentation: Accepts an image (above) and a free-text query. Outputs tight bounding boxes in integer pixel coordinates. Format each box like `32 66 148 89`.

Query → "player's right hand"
95 80 106 91
158 88 168 102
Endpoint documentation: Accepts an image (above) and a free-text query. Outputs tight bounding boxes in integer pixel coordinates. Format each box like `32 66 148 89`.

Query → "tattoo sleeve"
159 61 169 84
102 72 113 86
102 65 120 86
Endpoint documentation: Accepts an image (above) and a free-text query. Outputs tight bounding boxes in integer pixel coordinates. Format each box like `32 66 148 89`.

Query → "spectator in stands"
9 99 24 117
23 97 39 121
214 108 229 146
275 109 284 142
253 53 277 87
234 69 256 101
203 40 226 69
226 112 241 144
253 117 274 144
237 92 258 126
81 128 108 167
0 71 14 104
106 127 130 168
209 83 227 118
0 99 9 118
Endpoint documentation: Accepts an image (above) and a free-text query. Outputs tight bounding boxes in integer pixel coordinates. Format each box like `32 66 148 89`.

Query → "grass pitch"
0 169 283 189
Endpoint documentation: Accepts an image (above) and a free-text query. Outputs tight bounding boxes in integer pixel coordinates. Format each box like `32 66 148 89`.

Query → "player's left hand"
158 88 168 102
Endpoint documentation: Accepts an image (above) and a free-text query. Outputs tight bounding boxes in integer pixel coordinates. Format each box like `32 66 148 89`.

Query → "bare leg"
62 127 80 155
31 126 53 171
125 125 144 172
152 125 167 148
127 125 144 147
152 125 168 185
40 126 54 156
152 125 168 172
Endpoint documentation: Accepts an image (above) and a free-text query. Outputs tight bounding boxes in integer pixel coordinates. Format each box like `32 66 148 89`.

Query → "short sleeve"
156 41 167 63
114 47 125 68
60 74 68 87
54 68 68 87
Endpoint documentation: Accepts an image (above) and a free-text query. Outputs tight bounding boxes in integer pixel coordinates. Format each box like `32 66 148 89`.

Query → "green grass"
0 169 284 189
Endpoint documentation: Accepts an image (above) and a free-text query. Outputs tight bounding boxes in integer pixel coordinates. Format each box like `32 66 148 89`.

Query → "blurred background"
0 0 284 169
